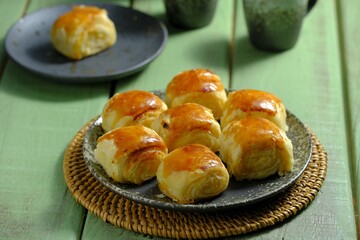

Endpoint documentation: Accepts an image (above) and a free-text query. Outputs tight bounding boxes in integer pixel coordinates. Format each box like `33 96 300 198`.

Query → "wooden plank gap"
228 0 238 89
335 0 359 238
21 0 32 17
79 210 89 240
0 57 7 83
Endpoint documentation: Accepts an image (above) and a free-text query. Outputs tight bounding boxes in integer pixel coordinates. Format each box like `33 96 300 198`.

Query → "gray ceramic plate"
83 92 312 212
5 3 167 82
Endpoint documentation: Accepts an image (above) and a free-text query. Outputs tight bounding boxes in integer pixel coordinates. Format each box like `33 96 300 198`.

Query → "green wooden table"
0 0 359 239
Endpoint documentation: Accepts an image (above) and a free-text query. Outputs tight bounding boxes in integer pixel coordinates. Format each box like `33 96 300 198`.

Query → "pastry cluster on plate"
94 68 294 204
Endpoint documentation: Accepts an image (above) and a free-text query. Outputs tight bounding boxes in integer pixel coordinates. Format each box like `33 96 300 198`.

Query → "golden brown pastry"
101 90 168 132
219 117 294 180
51 5 117 60
165 68 227 120
156 144 229 203
151 103 221 152
94 125 167 184
220 89 288 131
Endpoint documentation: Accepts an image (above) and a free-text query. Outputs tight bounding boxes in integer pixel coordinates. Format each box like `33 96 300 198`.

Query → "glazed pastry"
101 90 167 132
152 103 221 152
219 117 294 180
156 144 229 204
94 125 167 184
51 5 117 60
165 68 227 120
220 89 288 131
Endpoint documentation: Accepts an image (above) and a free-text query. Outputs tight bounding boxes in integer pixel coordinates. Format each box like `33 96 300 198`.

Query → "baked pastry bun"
152 103 221 152
220 89 288 132
156 144 229 203
94 125 167 184
51 5 117 60
165 68 227 120
219 117 294 180
102 90 167 132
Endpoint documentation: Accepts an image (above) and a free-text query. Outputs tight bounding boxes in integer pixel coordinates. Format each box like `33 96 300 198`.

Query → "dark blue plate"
5 3 167 82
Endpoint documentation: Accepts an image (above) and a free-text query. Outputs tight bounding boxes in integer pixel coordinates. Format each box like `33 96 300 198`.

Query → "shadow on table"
233 35 284 69
150 12 202 36
0 60 141 102
185 36 230 69
189 35 282 70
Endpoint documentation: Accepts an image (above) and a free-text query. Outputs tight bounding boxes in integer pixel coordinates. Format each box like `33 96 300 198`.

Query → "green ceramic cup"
164 0 218 29
243 0 317 51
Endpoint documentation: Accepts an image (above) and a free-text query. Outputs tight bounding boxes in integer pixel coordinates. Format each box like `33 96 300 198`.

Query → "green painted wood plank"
231 0 356 239
338 0 360 236
0 0 27 74
0 61 101 240
0 0 128 239
112 0 232 94
81 0 234 239
1 0 350 239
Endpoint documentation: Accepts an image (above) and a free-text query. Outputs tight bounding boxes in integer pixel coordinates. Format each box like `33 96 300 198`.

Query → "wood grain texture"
0 0 358 239
0 0 129 239
337 0 360 237
231 0 356 239
82 0 234 239
113 0 233 94
0 64 105 239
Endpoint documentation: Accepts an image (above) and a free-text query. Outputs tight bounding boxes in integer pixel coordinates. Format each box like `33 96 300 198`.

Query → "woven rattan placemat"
63 119 327 239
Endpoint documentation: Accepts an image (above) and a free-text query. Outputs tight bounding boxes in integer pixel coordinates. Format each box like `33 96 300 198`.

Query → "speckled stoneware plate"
83 91 312 212
5 3 167 82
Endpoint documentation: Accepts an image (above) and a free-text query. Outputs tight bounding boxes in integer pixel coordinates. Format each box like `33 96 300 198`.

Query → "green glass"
243 0 317 51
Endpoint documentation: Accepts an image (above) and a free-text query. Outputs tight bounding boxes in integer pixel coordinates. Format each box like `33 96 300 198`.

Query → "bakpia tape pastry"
152 103 221 152
102 90 167 132
94 125 167 184
219 117 294 180
220 89 288 131
156 144 229 203
51 5 117 60
165 69 227 120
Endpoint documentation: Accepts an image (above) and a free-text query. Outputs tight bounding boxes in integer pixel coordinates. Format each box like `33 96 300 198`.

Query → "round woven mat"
63 119 327 239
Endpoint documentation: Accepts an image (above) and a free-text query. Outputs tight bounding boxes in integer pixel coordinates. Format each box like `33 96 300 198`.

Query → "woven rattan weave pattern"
63 119 327 239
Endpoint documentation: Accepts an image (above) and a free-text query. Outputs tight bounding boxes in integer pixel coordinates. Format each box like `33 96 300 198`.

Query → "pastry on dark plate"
152 102 221 152
51 5 117 60
165 68 227 120
156 144 229 203
94 125 167 184
220 89 288 132
219 117 294 180
101 90 167 132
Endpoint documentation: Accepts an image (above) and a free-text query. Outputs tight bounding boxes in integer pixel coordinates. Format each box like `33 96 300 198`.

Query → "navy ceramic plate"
5 3 167 82
83 92 312 212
